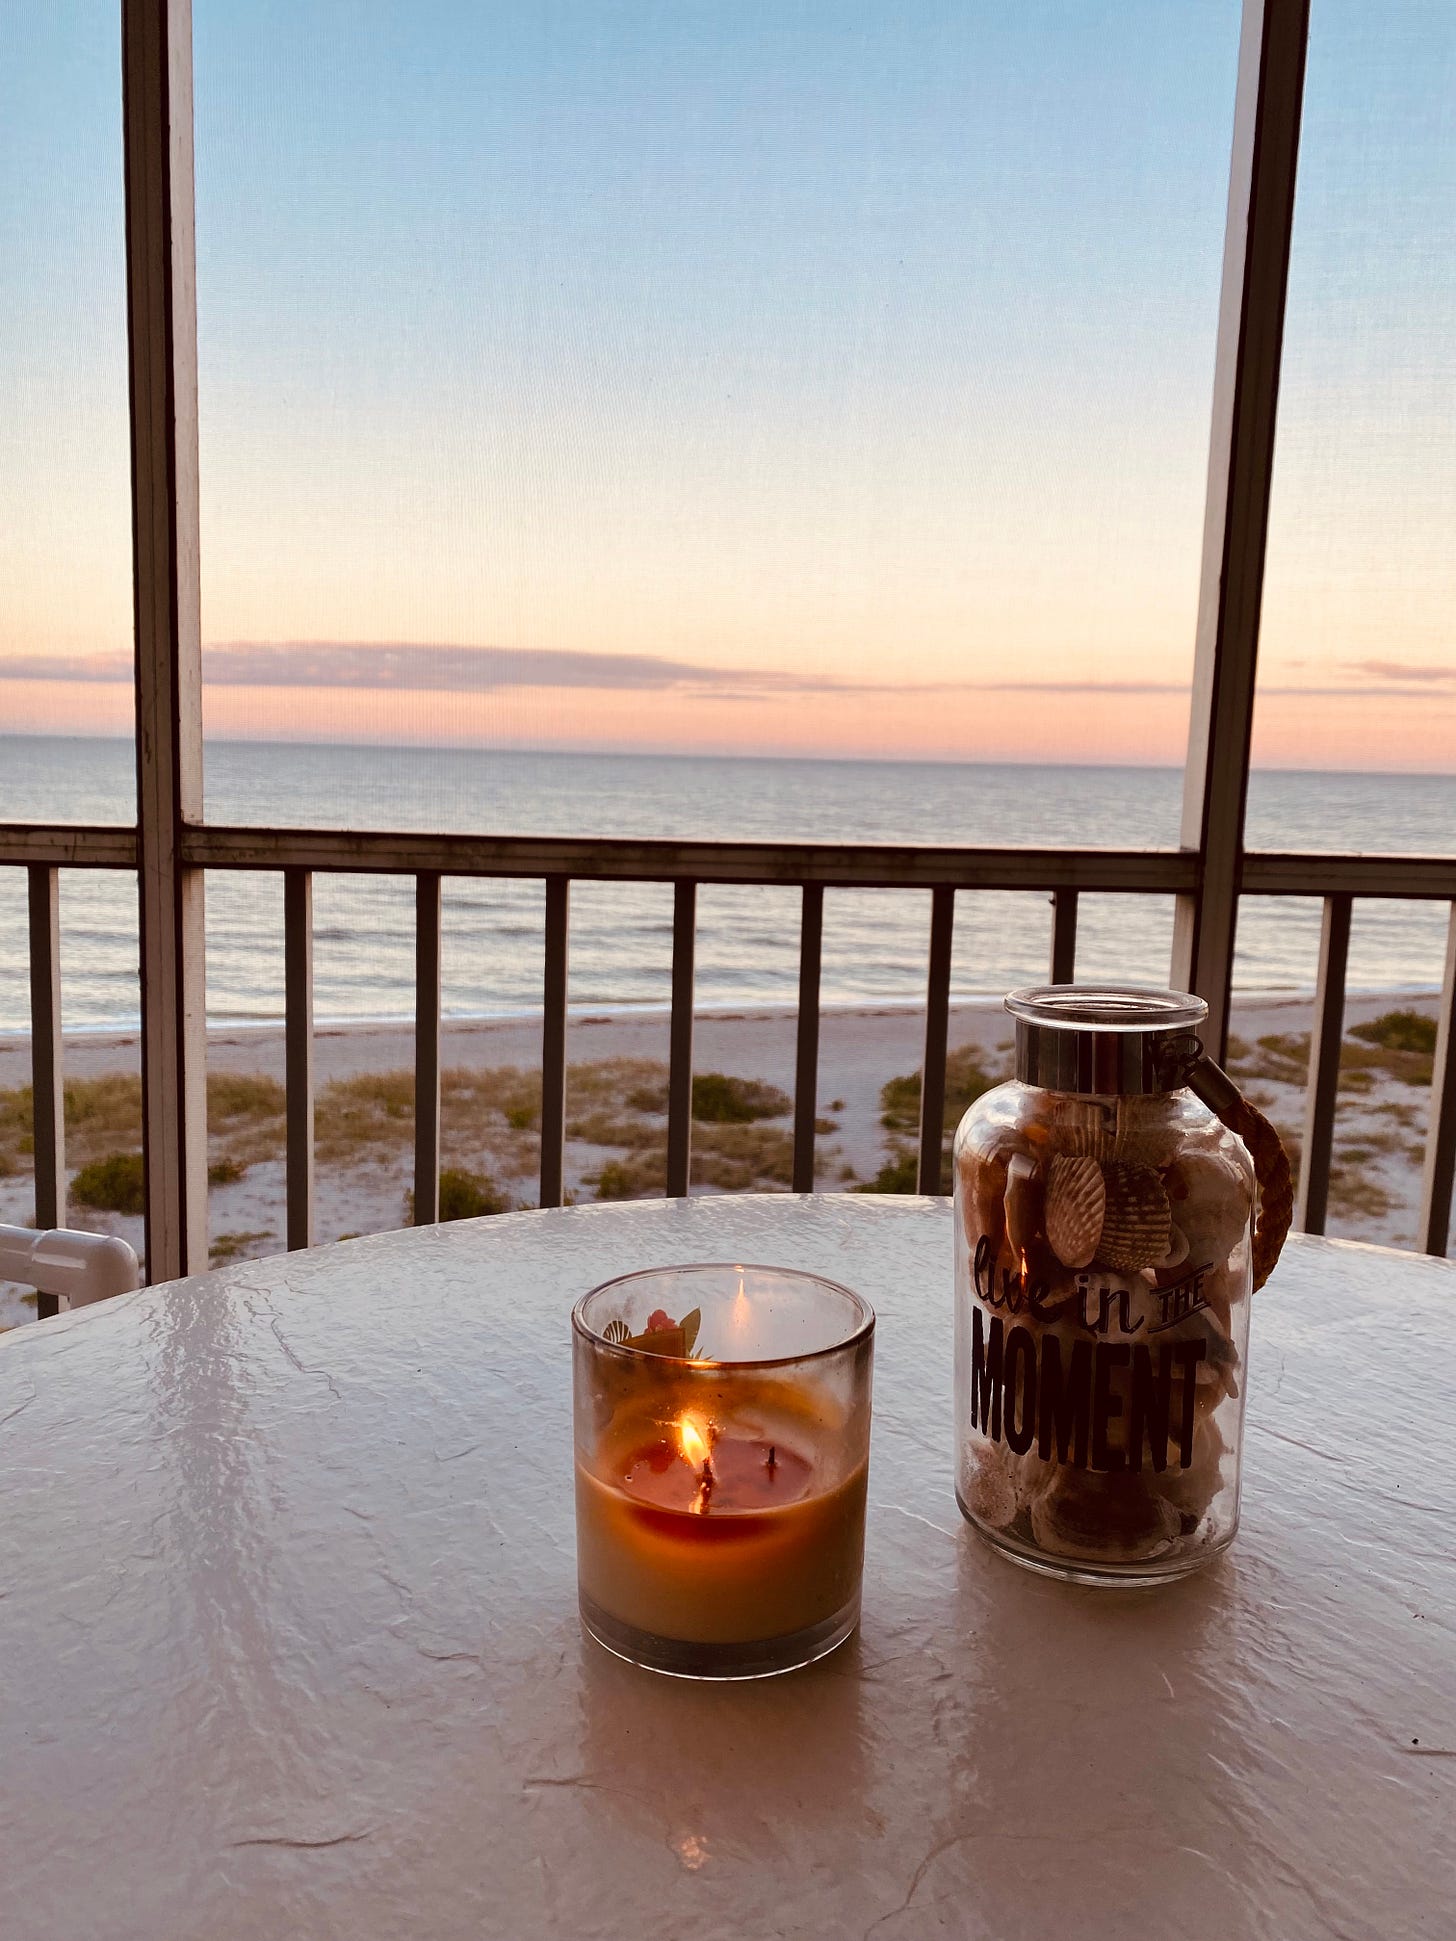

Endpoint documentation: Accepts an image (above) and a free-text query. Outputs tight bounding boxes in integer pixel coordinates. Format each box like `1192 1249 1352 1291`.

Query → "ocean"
1 736 1452 1032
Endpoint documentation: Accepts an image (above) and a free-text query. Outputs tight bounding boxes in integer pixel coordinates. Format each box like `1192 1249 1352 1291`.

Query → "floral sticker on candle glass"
572 1264 874 1679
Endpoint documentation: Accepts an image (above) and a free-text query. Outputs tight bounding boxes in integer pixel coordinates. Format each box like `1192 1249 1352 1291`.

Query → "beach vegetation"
1328 1164 1395 1221
566 1107 656 1148
592 1157 658 1200
407 1166 513 1223
690 1073 791 1123
208 1157 247 1186
1231 1021 1434 1093
878 1046 997 1135
210 1229 273 1264
314 1070 416 1161
692 1122 794 1189
65 1072 145 1147
208 1072 286 1122
1249 1033 1309 1084
441 1065 542 1126
1340 1034 1433 1088
586 1116 796 1198
567 1059 670 1116
1373 1098 1422 1128
852 1149 919 1195
71 1150 146 1216
1351 1010 1437 1056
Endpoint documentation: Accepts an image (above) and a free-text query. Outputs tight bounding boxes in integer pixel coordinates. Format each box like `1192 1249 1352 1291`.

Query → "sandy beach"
0 989 1445 1328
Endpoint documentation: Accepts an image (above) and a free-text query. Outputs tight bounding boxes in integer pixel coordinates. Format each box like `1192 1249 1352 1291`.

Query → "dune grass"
0 1015 1434 1249
406 1166 514 1222
71 1151 146 1216
869 1046 1001 1194
1350 1010 1437 1056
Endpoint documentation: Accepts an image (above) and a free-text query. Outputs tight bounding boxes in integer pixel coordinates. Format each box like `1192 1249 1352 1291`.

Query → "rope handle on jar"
1162 1042 1293 1291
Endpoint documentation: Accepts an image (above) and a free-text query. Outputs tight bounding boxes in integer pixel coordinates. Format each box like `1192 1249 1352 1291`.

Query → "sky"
1 1 1452 769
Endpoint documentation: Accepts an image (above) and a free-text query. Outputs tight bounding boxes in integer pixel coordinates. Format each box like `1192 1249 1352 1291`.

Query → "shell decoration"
1003 1151 1044 1259
1044 1154 1105 1269
1094 1161 1172 1272
1056 1098 1122 1161
1029 1470 1180 1563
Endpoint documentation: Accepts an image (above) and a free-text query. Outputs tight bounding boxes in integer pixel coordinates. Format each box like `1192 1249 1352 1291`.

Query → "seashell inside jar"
953 985 1276 1586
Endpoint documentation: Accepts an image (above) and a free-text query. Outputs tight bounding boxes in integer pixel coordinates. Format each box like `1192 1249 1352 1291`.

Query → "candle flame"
1020 1249 1030 1285
730 1271 752 1338
676 1412 712 1469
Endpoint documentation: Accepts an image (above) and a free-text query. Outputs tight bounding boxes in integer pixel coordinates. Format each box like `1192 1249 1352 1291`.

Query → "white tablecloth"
2 1197 1452 1939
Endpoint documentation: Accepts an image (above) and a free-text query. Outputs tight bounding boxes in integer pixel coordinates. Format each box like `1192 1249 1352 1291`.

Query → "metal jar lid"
1006 985 1208 1096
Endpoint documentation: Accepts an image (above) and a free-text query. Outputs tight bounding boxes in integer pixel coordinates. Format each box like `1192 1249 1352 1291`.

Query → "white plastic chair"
0 1224 141 1315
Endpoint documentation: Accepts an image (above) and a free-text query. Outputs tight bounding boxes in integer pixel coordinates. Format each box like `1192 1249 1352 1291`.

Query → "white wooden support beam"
1172 0 1310 1056
28 866 66 1318
123 0 207 1281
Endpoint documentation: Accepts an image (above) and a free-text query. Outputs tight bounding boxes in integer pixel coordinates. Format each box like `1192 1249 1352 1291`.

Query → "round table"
2 1198 1452 1939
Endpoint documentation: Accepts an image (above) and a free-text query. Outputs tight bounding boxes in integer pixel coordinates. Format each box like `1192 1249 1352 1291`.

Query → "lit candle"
572 1268 874 1678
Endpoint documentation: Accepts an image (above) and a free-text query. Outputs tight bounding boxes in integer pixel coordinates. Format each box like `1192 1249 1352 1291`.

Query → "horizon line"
1 726 1452 781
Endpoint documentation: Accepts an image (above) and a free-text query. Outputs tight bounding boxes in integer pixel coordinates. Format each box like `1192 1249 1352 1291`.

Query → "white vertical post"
1172 0 1310 1056
28 866 66 1319
123 0 208 1281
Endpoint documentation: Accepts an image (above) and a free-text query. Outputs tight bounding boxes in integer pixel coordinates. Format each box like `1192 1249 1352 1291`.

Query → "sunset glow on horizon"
3 2 1451 773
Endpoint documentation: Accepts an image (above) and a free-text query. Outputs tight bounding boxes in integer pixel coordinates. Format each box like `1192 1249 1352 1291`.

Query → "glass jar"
953 986 1256 1585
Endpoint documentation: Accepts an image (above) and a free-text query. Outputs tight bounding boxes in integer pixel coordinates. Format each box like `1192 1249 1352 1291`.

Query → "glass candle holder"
573 1264 874 1679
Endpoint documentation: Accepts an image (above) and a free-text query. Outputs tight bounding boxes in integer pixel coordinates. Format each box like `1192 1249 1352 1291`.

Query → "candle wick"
694 1458 715 1514
766 1444 777 1472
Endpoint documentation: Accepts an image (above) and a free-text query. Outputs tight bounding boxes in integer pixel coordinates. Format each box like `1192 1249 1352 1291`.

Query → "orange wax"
576 1393 868 1645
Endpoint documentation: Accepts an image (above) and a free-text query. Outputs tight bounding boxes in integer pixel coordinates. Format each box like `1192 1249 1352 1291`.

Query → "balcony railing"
7 824 1456 1313
5 0 1454 1297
